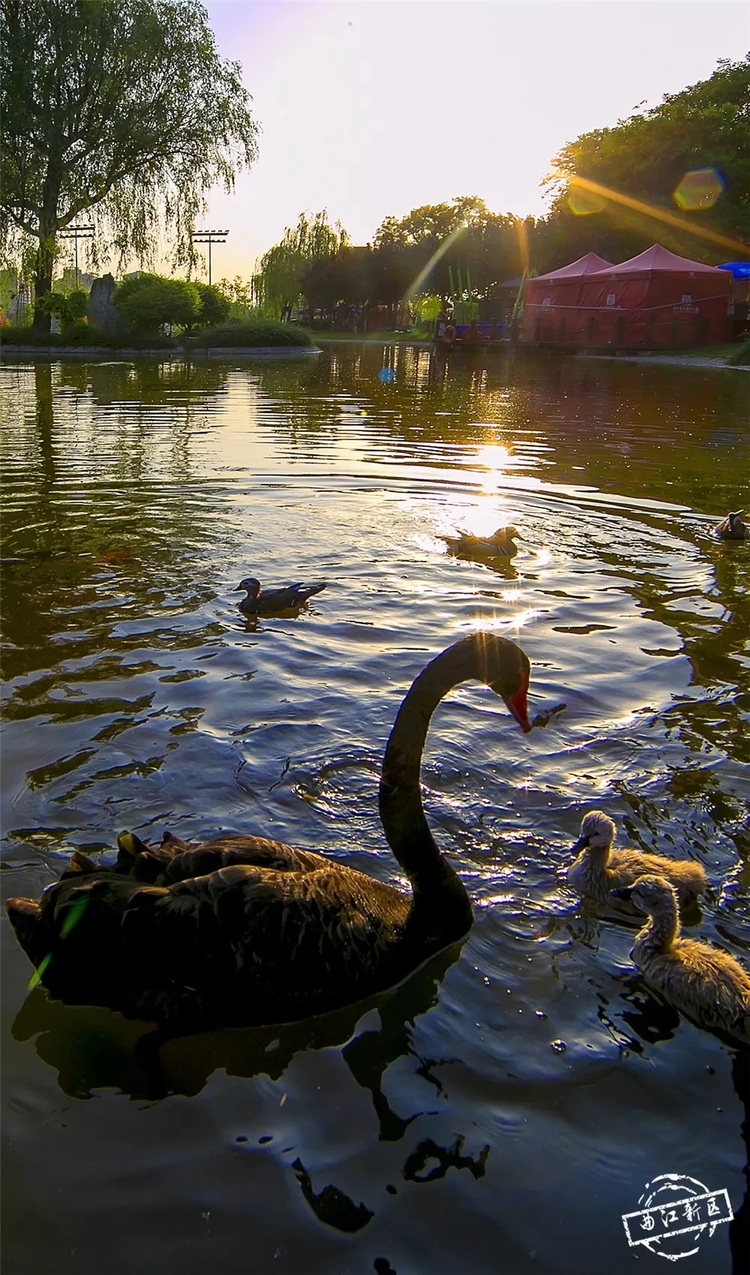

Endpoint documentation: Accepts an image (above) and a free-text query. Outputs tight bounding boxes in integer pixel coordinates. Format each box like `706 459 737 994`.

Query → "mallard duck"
714 510 748 540
6 632 542 1033
568 811 706 908
612 875 750 1043
235 576 327 616
442 526 520 562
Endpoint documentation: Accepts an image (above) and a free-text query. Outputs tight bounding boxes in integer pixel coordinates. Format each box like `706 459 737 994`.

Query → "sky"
191 1 748 281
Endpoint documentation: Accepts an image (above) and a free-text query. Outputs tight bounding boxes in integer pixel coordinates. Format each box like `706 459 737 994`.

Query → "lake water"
1 344 748 1275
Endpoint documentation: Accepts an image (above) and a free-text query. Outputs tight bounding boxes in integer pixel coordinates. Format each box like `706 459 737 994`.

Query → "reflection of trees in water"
3 360 234 686
249 346 748 506
56 358 229 407
11 942 496 1236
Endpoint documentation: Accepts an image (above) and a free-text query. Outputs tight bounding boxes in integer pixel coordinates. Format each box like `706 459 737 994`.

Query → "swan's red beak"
502 673 531 733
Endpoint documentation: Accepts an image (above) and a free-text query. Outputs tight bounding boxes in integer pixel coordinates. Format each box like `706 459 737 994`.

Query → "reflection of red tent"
521 245 731 348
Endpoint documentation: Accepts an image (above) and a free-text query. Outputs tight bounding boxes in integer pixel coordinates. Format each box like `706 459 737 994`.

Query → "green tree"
546 55 750 261
370 198 523 303
0 0 259 332
113 273 200 331
254 211 348 319
195 282 231 327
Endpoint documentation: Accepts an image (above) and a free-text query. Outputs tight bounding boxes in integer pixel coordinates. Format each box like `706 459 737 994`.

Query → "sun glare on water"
476 443 512 492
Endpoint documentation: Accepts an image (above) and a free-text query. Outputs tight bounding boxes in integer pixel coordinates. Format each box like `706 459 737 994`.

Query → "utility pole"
58 224 94 288
191 230 228 286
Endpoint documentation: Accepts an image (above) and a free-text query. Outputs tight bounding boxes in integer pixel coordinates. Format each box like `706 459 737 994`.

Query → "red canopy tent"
575 245 731 348
520 244 731 348
520 253 615 343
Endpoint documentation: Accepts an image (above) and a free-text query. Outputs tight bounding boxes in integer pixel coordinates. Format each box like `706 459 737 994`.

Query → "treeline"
254 56 749 323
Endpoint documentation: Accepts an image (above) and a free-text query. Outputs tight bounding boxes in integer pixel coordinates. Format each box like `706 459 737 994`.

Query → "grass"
312 330 432 343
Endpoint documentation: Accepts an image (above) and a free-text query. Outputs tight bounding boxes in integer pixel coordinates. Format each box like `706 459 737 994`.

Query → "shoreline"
0 340 745 370
577 352 748 370
0 344 323 361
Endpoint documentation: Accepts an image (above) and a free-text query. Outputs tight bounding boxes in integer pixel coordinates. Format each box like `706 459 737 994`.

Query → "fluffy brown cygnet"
568 811 706 909
612 875 750 1043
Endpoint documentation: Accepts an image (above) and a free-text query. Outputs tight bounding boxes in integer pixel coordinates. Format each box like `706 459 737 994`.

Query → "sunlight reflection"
466 606 541 633
476 443 512 494
476 444 512 471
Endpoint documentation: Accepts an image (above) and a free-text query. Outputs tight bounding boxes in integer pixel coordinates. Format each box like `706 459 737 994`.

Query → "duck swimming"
6 632 541 1033
236 576 327 616
714 510 748 540
568 811 706 908
442 526 520 562
612 875 750 1043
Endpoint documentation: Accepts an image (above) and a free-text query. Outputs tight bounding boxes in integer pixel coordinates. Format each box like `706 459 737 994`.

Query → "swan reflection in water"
12 939 489 1239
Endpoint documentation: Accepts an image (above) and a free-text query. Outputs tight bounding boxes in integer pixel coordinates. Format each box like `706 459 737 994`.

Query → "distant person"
442 318 456 350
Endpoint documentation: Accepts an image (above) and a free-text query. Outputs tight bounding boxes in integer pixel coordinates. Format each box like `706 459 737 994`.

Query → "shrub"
726 337 750 366
0 323 174 349
113 273 200 331
189 320 313 347
195 282 231 327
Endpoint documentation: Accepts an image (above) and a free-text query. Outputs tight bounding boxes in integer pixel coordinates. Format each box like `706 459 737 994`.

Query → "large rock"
87 274 126 331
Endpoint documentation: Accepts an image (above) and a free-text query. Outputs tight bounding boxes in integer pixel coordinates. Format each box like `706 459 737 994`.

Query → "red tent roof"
594 244 726 275
535 252 615 280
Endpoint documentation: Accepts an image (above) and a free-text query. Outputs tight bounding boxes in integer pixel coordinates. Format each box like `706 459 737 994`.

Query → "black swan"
235 576 327 615
568 811 706 908
6 632 544 1032
612 876 750 1043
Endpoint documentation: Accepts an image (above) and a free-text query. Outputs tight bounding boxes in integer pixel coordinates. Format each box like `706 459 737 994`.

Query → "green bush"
0 323 174 349
189 320 313 347
0 324 65 345
195 282 231 327
726 337 750 366
113 273 200 331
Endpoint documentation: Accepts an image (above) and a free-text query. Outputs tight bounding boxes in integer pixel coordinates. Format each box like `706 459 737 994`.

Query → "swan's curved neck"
377 636 528 940
378 652 475 929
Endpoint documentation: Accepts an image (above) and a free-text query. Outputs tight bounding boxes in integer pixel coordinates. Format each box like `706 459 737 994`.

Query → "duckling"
714 510 748 540
442 525 520 562
235 576 327 616
612 875 750 1043
568 811 706 909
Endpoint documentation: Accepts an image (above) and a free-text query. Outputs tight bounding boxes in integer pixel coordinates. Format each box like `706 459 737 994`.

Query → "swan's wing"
157 836 329 883
114 831 326 884
121 861 410 1027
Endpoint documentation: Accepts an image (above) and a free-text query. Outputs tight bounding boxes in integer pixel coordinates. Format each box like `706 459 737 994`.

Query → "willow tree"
255 211 349 319
0 0 259 331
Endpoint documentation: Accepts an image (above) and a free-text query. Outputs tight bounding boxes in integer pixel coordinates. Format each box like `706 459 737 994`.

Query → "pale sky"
193 1 748 281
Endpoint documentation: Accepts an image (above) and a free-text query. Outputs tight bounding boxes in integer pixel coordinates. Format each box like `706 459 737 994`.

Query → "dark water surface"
1 345 748 1275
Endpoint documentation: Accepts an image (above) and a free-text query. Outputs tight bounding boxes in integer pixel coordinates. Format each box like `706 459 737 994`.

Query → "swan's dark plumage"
6 632 534 1032
235 576 327 615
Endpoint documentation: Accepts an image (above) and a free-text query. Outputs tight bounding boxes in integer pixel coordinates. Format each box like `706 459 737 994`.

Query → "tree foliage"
195 282 231 327
254 211 348 318
113 273 200 331
546 55 750 261
0 0 259 329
